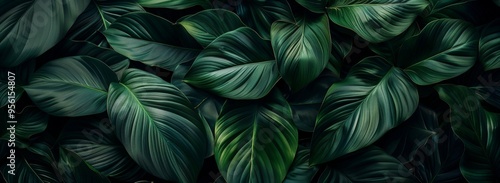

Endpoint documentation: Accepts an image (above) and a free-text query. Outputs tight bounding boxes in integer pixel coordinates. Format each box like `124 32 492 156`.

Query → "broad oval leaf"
179 9 245 47
24 56 118 116
231 0 294 39
107 68 209 183
283 146 318 183
104 12 200 71
318 146 418 182
310 56 419 165
479 18 500 71
435 85 500 182
271 14 331 91
136 0 212 9
397 19 476 85
59 117 145 182
215 90 298 183
326 0 428 43
184 27 279 100
0 0 90 67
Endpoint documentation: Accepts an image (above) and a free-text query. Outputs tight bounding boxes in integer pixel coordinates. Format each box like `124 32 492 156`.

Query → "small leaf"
310 56 419 165
24 56 118 116
184 27 279 100
215 90 298 183
397 19 476 85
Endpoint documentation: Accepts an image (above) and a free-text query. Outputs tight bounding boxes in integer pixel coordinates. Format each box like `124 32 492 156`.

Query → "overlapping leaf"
310 56 418 165
184 27 279 100
24 56 118 116
215 91 298 183
0 0 90 67
479 18 500 71
107 69 210 183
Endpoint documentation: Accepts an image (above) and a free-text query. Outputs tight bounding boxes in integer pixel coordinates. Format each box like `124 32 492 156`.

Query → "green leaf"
326 0 428 43
369 22 420 62
435 84 500 182
1 156 59 183
0 60 35 107
479 19 500 71
310 56 419 165
397 19 476 85
104 12 200 71
184 27 279 100
107 68 209 183
271 14 331 91
66 0 145 41
215 90 298 183
179 9 245 47
232 0 294 39
296 0 329 13
58 148 110 183
318 146 418 182
0 0 91 67
0 107 48 145
24 56 118 117
471 69 500 110
59 117 145 182
283 146 318 183
136 0 212 9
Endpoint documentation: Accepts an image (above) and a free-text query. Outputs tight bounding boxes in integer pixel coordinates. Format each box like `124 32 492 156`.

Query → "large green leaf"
397 19 476 85
318 146 418 182
231 0 294 39
283 146 318 183
271 14 331 91
179 9 245 47
436 85 500 182
104 12 200 71
66 0 144 41
58 148 110 183
59 117 145 182
24 56 118 116
215 90 298 183
479 18 500 71
184 27 279 100
107 69 210 183
326 0 428 43
0 0 90 67
136 0 212 9
310 56 418 165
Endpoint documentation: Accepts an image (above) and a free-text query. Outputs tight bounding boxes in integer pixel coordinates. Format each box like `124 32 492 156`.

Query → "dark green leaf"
479 18 500 71
471 69 500 110
310 56 419 165
0 0 90 67
0 107 48 146
24 56 117 116
397 19 476 85
58 148 110 183
215 90 298 183
326 0 428 43
296 0 328 13
104 12 200 71
1 156 59 183
0 60 35 107
283 146 318 183
271 14 331 91
107 69 210 182
435 84 500 182
184 27 279 100
179 9 245 47
136 0 212 9
369 22 420 62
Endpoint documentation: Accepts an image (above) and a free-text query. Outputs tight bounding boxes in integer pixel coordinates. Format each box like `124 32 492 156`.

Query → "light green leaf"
215 90 298 183
184 27 279 100
397 19 476 85
435 84 500 182
0 0 90 67
136 0 212 9
271 14 331 91
59 117 145 182
107 69 209 183
326 0 428 43
479 18 500 71
24 56 118 117
283 146 318 183
232 0 294 39
104 12 200 71
318 146 418 182
310 56 418 165
179 9 245 47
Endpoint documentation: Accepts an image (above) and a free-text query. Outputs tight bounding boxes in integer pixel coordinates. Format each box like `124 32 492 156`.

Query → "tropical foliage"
1 0 499 182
